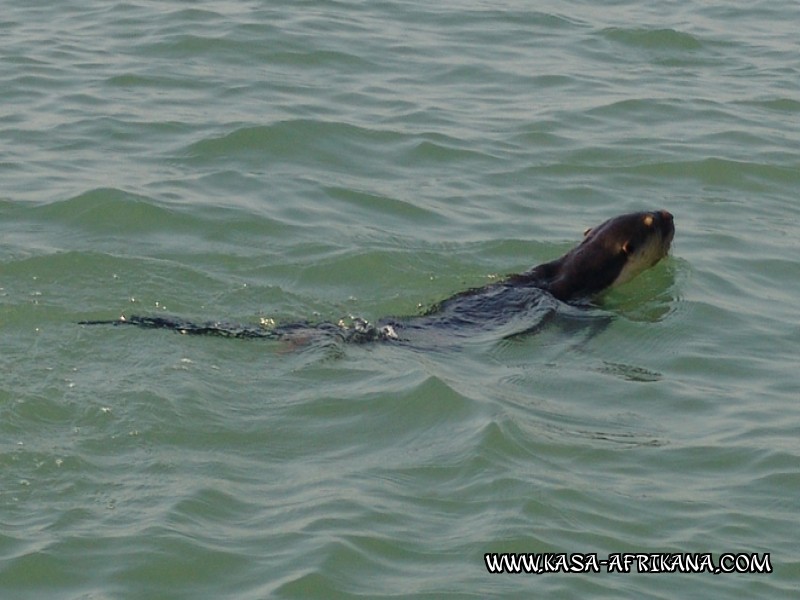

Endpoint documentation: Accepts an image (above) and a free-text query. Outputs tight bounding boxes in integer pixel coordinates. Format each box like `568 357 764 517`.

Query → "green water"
2 1 799 598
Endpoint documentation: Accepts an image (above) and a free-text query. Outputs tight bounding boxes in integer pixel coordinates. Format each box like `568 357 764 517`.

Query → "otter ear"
583 227 592 237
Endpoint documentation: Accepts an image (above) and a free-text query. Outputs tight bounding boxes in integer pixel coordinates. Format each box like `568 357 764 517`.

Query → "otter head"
546 210 674 301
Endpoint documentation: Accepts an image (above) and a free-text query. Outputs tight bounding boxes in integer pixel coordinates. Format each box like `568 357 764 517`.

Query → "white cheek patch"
611 238 668 288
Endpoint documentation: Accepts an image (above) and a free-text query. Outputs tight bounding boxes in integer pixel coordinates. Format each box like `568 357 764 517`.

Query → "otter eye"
643 215 654 227
622 241 635 255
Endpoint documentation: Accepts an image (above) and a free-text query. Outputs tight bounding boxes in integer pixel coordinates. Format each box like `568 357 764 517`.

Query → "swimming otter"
80 210 674 343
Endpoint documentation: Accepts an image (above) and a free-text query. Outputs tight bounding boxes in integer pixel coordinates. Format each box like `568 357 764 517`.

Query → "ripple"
183 120 406 166
598 361 663 382
602 27 704 52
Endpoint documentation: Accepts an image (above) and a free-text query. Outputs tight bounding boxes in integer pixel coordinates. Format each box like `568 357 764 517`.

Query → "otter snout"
656 210 675 242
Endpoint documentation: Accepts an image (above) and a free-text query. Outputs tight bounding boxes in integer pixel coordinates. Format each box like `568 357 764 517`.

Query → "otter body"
81 210 674 343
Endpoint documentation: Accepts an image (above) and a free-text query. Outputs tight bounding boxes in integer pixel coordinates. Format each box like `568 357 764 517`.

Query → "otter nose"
656 210 675 236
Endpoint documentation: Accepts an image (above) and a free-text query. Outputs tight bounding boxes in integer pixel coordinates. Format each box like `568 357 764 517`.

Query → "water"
2 1 798 598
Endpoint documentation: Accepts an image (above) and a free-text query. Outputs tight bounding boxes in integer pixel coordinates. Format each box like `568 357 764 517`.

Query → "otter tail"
80 314 400 344
78 315 277 339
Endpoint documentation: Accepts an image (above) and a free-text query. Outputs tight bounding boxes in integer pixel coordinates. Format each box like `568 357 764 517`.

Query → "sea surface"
2 1 798 598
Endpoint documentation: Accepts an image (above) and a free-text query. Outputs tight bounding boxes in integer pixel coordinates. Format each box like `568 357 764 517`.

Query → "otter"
80 210 674 344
